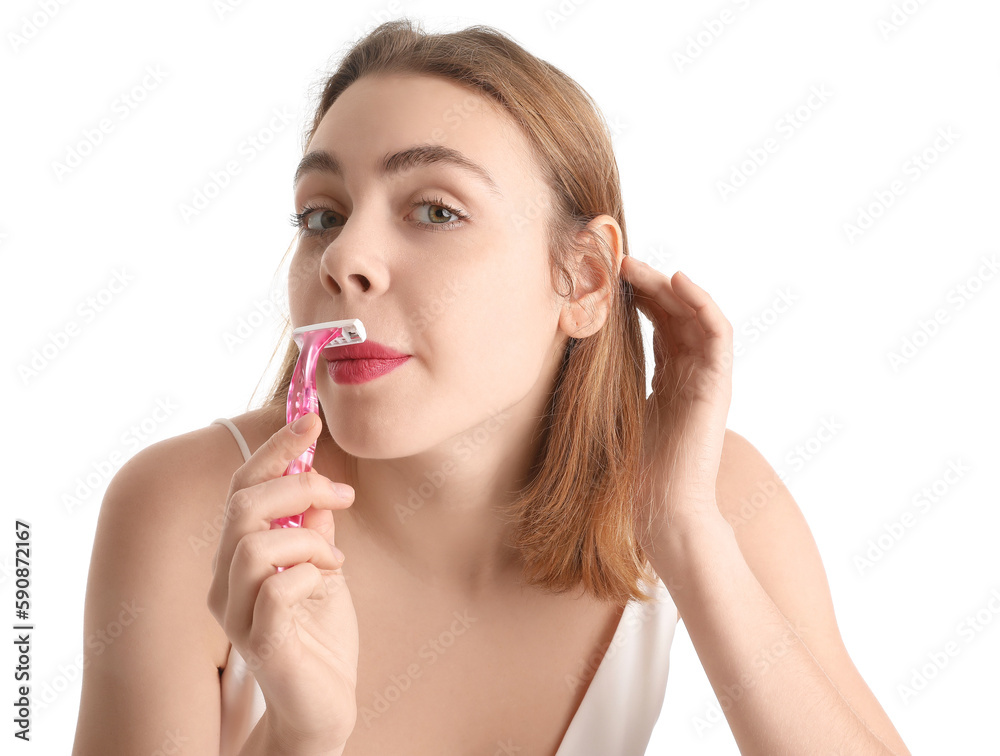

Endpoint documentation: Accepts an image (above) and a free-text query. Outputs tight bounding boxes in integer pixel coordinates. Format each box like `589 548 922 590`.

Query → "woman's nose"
317 213 388 297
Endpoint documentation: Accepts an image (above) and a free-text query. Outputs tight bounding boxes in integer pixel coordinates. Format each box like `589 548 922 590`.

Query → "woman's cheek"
286 256 316 312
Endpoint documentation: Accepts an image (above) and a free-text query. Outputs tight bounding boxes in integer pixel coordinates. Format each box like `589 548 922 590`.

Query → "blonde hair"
249 18 658 605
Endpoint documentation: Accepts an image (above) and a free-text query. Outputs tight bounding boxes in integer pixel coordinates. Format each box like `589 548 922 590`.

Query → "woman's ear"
558 214 625 339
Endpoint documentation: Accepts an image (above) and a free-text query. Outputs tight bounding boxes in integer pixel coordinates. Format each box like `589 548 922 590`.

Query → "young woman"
72 18 910 756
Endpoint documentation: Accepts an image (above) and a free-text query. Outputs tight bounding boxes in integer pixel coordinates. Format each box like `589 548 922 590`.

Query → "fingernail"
676 270 690 281
331 481 353 499
331 545 346 561
290 414 313 434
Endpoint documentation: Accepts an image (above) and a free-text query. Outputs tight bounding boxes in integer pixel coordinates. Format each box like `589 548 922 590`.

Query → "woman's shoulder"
93 408 285 666
208 407 285 461
108 407 286 555
111 407 280 497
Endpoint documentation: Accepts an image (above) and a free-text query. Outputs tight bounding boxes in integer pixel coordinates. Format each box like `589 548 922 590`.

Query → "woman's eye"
305 209 342 233
409 197 469 229
290 197 468 237
311 210 342 231
288 207 342 236
413 202 458 224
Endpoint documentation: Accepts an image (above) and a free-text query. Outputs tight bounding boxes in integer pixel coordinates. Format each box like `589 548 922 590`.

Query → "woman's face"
288 73 574 459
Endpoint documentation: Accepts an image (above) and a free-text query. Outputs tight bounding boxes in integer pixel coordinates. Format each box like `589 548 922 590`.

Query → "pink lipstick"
324 340 410 385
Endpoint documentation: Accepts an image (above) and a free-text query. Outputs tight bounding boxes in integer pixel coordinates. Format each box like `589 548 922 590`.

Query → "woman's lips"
327 356 410 385
321 339 408 362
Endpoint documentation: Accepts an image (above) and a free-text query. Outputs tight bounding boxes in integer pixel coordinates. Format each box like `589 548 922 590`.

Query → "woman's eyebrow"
292 144 503 198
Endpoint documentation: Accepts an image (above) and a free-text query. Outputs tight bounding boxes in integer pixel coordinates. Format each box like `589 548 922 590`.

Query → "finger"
231 412 324 494
670 272 732 341
628 276 686 328
227 526 344 646
669 272 734 366
624 258 707 348
211 471 351 616
299 501 339 541
650 317 678 376
622 257 698 320
218 471 348 574
624 259 706 352
247 561 340 659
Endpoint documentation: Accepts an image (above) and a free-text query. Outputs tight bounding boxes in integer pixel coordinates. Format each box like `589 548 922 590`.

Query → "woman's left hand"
620 256 735 569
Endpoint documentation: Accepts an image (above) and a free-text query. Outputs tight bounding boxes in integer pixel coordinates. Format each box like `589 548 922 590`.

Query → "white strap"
212 418 252 463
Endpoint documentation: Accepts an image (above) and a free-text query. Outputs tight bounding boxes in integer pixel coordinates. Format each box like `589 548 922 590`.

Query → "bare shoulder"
712 427 819 629
711 429 911 753
713 427 806 565
715 428 783 517
106 408 274 520
73 408 287 751
93 407 281 665
213 406 285 458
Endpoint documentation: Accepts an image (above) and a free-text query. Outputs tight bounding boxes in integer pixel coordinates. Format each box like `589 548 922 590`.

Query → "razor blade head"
291 318 367 349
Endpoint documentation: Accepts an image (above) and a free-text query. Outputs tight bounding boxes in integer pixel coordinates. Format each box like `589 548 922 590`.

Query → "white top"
212 418 678 755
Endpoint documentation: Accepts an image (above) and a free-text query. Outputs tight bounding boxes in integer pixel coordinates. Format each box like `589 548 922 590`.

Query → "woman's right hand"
208 412 359 751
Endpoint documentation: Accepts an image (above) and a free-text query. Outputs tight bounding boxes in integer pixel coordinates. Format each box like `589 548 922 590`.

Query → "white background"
2 0 998 753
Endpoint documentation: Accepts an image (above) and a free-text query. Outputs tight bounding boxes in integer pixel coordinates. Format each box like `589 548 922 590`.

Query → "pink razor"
271 318 366 562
